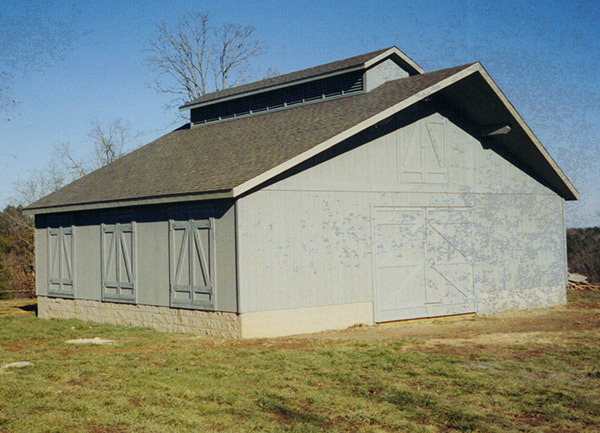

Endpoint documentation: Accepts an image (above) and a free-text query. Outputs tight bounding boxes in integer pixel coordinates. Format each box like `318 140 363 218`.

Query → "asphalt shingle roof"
27 64 473 211
180 47 393 108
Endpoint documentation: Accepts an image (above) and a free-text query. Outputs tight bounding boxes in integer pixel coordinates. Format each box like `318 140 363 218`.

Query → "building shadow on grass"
19 303 38 315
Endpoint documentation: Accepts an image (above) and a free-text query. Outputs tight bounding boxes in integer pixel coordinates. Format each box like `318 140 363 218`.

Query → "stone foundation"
37 296 241 338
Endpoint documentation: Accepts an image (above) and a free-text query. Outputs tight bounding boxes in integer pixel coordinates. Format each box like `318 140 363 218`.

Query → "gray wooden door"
169 218 214 309
373 207 475 322
101 222 136 302
47 226 74 297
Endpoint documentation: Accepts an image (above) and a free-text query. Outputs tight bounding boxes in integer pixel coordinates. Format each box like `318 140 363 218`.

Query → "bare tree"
7 118 140 299
145 12 265 105
13 160 67 205
89 119 136 168
54 142 88 180
213 22 265 91
0 205 35 298
55 119 140 180
13 119 140 205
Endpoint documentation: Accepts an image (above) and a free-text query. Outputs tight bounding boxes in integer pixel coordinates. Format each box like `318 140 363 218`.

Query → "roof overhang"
23 190 234 216
231 63 578 201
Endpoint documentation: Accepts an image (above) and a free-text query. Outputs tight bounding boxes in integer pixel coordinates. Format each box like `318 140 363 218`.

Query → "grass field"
1 292 600 433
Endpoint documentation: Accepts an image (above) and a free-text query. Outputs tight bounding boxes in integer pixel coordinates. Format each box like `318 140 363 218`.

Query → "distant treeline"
0 206 35 299
567 227 600 284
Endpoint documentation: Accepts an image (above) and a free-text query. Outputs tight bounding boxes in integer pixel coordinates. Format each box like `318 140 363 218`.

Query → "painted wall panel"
213 203 238 311
237 191 374 312
237 110 566 317
73 225 102 300
136 221 170 306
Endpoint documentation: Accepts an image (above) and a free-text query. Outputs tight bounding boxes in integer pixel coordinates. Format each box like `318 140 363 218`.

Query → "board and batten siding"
236 109 567 318
35 200 238 313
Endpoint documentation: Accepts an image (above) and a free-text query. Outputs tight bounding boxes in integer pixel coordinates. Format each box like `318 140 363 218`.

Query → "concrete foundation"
241 302 374 338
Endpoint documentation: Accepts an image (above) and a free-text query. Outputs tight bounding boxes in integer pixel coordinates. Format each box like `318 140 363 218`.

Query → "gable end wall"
236 109 567 328
365 58 409 92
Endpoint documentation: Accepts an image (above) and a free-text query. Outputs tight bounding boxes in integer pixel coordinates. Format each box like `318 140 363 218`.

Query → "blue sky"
1 0 598 227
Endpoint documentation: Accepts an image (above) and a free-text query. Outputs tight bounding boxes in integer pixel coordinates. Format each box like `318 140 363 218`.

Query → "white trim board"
364 46 424 74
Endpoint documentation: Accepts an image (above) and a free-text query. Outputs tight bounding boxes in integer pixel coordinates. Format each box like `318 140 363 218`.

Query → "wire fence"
0 288 36 299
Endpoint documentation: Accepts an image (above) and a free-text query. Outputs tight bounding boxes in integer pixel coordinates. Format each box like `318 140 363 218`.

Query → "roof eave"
31 62 576 214
231 64 479 197
23 189 235 216
474 64 578 201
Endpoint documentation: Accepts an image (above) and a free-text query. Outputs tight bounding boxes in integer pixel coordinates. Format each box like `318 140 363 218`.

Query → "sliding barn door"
425 209 475 310
373 207 475 322
169 218 215 309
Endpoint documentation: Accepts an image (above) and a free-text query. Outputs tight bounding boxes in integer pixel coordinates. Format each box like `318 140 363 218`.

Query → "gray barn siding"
35 200 238 312
34 228 48 296
365 58 409 92
236 110 566 316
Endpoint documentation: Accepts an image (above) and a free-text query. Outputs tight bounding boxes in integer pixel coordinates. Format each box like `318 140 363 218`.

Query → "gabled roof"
26 56 578 214
179 46 424 110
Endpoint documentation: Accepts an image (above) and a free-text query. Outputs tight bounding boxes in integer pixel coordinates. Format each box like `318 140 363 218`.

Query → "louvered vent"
191 71 364 124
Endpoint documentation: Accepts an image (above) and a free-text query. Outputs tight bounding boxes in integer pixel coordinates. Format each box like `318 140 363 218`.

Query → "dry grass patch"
0 298 36 316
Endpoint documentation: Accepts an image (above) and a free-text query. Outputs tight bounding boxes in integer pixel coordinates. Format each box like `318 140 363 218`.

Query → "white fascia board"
232 64 479 197
23 190 234 216
475 65 579 200
364 47 425 74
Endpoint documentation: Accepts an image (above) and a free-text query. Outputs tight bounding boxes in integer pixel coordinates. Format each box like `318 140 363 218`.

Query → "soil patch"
292 294 600 352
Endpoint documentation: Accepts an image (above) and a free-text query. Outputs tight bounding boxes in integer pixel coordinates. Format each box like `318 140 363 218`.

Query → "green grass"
1 294 600 432
565 289 600 309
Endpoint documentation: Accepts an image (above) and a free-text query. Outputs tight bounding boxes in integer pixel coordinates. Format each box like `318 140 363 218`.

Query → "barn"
25 47 578 338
